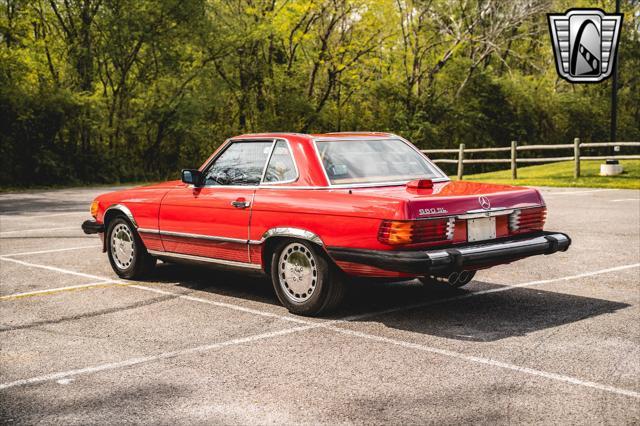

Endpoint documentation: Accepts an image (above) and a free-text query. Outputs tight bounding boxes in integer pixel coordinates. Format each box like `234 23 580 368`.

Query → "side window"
204 141 272 186
263 141 297 183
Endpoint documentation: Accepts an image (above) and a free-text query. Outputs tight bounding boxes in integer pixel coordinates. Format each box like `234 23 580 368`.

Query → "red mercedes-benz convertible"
82 132 570 315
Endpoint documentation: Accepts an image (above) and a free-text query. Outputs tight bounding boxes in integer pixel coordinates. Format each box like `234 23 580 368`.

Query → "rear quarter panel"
250 188 406 251
250 182 547 269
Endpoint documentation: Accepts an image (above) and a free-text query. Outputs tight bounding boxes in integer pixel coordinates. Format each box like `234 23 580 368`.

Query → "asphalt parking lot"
0 186 639 424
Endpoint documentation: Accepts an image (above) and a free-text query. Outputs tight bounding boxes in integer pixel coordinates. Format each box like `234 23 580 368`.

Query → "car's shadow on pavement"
339 280 630 342
151 263 630 343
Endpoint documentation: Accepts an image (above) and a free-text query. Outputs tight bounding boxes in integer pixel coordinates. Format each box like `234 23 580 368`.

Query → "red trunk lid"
351 180 544 219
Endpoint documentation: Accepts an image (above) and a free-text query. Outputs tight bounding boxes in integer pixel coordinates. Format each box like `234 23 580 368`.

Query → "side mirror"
181 169 202 186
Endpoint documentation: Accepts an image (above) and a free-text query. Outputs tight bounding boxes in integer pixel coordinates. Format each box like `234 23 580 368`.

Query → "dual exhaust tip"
447 270 473 287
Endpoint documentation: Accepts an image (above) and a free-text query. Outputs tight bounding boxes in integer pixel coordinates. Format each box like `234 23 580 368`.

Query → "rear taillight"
509 207 546 233
378 218 455 245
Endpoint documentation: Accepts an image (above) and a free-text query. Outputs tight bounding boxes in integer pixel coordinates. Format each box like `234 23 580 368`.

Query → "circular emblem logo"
478 196 491 210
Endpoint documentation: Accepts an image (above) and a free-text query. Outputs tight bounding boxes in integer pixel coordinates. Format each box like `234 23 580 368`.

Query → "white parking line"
0 257 310 327
0 281 115 301
0 211 85 219
1 256 638 398
0 324 321 391
0 226 78 235
132 285 311 325
3 257 635 321
0 256 118 282
339 263 640 322
543 189 613 196
130 263 640 326
324 326 640 399
3 274 640 398
1 245 100 257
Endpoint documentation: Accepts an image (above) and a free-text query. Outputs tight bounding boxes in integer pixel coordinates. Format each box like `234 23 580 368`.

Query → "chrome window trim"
200 138 275 188
147 249 261 270
313 136 395 141
199 137 300 189
258 185 320 190
260 139 300 185
259 139 277 183
104 204 138 228
311 136 449 188
194 134 453 190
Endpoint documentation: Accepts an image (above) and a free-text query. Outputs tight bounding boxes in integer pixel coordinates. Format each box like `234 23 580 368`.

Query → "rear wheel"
106 217 156 279
270 240 345 316
419 270 476 288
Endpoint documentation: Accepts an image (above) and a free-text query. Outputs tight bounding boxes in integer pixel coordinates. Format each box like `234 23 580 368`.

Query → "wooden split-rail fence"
421 139 640 180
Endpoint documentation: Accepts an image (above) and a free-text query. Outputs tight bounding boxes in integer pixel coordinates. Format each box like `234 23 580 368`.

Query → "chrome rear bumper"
327 232 571 275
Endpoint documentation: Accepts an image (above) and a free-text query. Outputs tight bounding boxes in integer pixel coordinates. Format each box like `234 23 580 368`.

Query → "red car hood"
350 180 544 220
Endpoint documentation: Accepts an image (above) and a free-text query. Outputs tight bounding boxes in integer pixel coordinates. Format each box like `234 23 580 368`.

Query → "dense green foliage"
1 0 639 186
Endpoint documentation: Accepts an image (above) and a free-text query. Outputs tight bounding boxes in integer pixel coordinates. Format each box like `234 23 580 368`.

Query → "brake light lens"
509 207 546 233
378 218 455 245
407 179 433 189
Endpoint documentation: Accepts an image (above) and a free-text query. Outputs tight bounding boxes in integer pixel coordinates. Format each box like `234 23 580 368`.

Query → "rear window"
315 139 444 185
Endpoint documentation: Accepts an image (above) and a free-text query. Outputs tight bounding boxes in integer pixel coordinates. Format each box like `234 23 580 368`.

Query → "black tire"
419 270 476 288
270 239 346 316
106 216 156 279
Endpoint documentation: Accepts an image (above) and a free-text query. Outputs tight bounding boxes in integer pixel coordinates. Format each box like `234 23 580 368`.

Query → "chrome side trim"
147 250 262 270
158 230 248 244
140 227 325 246
257 227 324 246
104 204 138 227
137 228 160 235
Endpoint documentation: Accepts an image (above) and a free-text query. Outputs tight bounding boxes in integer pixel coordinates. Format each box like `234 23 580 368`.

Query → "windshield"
315 139 445 185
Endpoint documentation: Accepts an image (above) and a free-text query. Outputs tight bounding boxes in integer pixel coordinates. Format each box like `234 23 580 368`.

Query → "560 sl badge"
418 207 448 216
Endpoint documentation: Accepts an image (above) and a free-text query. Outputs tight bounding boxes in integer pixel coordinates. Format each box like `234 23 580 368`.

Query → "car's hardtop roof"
231 132 398 141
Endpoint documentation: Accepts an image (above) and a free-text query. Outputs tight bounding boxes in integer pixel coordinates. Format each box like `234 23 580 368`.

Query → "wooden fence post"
457 143 465 180
574 137 580 178
511 141 517 180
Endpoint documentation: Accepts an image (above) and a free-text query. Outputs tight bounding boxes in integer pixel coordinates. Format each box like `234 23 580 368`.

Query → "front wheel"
106 217 156 279
270 240 345 316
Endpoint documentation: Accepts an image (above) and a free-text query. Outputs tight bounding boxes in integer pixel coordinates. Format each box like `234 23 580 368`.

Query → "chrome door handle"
231 200 251 209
